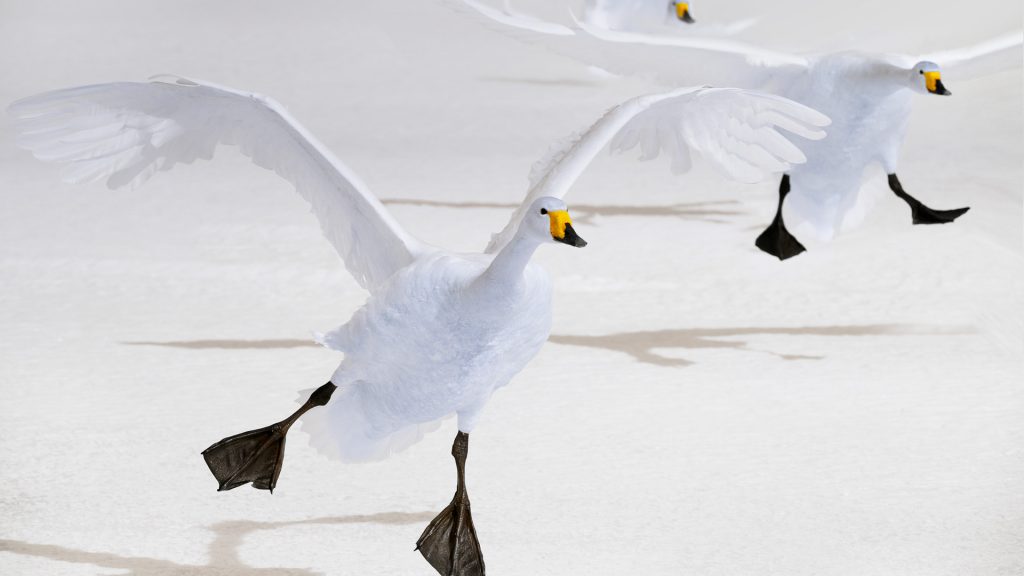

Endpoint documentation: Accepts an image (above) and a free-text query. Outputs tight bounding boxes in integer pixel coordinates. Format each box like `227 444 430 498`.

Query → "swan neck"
478 230 541 290
866 61 910 89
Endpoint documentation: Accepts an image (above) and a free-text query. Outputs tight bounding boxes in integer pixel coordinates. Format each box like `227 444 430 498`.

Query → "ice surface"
0 1 1021 575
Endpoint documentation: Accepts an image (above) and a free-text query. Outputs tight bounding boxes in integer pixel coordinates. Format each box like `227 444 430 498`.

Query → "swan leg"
755 174 806 261
416 432 485 576
201 381 337 492
888 174 970 225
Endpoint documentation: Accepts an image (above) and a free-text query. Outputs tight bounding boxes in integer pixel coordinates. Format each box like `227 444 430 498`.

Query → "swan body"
776 54 921 235
310 249 553 460
583 0 689 31
580 0 755 35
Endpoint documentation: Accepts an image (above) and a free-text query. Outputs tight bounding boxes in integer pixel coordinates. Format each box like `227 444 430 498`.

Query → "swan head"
671 1 696 23
524 197 587 248
911 61 951 96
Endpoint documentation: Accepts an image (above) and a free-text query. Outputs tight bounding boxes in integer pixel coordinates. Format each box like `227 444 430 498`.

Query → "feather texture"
487 86 829 253
916 31 1024 81
7 76 422 292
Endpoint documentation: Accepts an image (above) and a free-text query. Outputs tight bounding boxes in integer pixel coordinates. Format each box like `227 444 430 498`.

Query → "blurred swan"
8 76 825 575
455 0 1022 259
480 0 755 37
584 0 695 29
581 0 757 35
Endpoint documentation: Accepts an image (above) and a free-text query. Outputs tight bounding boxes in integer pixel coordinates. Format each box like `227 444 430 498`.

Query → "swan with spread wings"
456 0 1022 259
8 76 826 575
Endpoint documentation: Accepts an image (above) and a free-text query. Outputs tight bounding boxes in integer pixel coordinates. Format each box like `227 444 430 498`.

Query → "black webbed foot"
755 174 806 260
910 203 970 225
416 432 485 576
416 489 484 576
202 381 336 492
888 174 970 225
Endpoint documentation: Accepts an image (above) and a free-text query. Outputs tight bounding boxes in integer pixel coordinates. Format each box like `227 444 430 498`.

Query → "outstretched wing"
918 31 1023 81
8 77 422 291
449 0 806 88
486 86 829 253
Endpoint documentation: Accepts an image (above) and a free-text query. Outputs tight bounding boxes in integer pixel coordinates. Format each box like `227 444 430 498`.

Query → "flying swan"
578 0 758 35
583 0 697 29
8 76 827 575
455 0 1023 259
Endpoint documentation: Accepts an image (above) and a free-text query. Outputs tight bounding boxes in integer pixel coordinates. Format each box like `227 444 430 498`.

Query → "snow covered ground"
0 1 1021 574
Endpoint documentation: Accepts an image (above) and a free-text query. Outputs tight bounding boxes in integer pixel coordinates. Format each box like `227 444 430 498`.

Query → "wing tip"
148 74 200 87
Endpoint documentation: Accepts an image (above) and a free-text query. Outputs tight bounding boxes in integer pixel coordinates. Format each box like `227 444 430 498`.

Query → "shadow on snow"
0 511 436 575
381 198 745 225
123 323 974 367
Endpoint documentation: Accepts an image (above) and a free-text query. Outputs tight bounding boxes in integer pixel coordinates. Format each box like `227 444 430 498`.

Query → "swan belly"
305 256 553 461
781 60 913 237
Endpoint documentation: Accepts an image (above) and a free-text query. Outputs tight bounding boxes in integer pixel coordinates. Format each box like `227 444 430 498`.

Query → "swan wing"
8 77 422 291
448 0 575 37
486 86 829 253
919 30 1023 81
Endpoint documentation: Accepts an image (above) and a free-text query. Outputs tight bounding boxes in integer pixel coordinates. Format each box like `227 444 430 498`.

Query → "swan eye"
540 208 548 215
919 70 924 74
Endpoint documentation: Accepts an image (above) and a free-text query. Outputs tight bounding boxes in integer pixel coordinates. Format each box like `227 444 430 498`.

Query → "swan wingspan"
486 86 829 253
7 76 422 291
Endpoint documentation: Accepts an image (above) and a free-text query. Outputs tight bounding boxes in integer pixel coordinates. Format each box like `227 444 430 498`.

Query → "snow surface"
0 1 1021 575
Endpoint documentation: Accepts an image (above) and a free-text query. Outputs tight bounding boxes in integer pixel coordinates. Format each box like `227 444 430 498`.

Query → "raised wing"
920 31 1023 81
486 86 829 253
8 77 422 291
451 0 806 89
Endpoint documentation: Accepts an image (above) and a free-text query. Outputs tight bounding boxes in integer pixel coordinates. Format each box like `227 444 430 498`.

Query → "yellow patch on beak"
924 71 942 92
675 2 689 19
547 210 572 240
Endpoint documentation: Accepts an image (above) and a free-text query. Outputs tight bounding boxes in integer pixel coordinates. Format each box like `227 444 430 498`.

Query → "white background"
1 1 1021 574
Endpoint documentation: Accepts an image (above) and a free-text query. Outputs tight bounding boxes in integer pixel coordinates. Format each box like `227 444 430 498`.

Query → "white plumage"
457 1 1022 244
580 0 756 35
582 0 682 31
8 77 826 461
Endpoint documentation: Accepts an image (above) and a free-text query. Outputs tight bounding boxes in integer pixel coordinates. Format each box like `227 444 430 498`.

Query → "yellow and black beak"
674 2 695 23
925 71 951 96
547 210 587 247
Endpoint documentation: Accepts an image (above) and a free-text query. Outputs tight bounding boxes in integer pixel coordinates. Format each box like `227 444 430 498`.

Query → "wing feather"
8 77 422 291
486 86 829 253
920 31 1023 81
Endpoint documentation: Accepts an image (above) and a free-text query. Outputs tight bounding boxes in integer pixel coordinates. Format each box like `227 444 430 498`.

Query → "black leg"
888 174 969 225
416 432 485 576
201 381 337 493
755 174 806 260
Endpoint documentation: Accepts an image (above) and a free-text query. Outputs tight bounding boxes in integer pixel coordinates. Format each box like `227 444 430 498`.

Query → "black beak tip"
933 79 952 96
680 12 695 23
556 223 587 248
